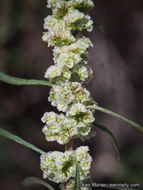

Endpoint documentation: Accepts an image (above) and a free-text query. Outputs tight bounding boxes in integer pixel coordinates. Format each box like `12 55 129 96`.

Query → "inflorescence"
40 0 95 189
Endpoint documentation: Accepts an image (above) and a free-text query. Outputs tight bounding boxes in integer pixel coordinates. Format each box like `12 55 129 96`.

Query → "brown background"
0 0 143 189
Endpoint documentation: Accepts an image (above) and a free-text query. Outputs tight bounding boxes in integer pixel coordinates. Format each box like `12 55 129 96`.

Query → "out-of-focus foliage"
113 145 143 186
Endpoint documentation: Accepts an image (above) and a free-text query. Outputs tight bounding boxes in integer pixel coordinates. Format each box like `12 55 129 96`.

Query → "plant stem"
65 139 73 151
64 139 73 190
64 182 67 190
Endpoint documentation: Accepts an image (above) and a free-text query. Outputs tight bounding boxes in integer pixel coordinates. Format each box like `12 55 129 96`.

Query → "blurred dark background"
0 0 143 189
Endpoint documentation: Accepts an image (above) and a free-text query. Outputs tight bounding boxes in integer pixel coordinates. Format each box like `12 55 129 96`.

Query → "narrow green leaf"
95 105 143 133
0 71 52 86
0 128 45 154
75 163 81 190
93 122 120 160
23 177 55 190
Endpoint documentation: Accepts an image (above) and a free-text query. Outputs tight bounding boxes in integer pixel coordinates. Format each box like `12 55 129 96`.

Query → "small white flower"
57 103 68 112
67 103 87 117
41 112 57 124
78 66 89 81
78 126 91 136
56 52 82 69
64 9 84 25
44 15 57 30
45 65 62 79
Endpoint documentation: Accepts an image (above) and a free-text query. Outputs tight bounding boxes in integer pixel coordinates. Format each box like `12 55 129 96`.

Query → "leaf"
23 177 55 190
75 163 81 190
95 105 143 133
93 122 120 160
0 128 45 154
0 71 52 86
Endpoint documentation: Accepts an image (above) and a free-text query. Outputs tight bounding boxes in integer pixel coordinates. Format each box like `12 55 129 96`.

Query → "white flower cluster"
41 112 77 144
42 17 75 47
41 108 95 144
48 82 95 112
72 0 94 9
42 8 93 47
47 82 96 139
40 146 92 183
63 9 93 32
41 0 95 186
47 0 94 16
45 37 93 83
43 0 94 82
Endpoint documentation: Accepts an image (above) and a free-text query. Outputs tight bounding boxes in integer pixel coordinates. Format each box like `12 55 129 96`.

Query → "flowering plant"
40 1 95 188
0 0 143 190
